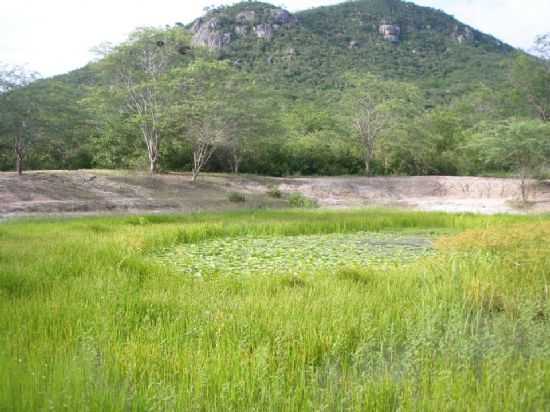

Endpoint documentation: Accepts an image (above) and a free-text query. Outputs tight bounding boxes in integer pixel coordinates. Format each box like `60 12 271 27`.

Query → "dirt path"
1 170 549 218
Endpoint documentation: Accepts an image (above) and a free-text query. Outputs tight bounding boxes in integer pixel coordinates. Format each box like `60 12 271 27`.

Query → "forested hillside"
1 0 549 178
212 0 511 99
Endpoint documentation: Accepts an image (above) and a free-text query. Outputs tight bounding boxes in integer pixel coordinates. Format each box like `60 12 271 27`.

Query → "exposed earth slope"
1 171 549 218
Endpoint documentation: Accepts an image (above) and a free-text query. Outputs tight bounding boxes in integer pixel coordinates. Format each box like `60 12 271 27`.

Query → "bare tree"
126 79 163 175
353 92 390 176
124 41 167 175
175 60 235 181
345 74 421 176
190 119 226 182
97 28 184 174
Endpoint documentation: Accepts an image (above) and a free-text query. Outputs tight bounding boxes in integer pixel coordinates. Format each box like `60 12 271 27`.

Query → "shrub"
288 193 318 208
228 192 246 203
266 186 283 199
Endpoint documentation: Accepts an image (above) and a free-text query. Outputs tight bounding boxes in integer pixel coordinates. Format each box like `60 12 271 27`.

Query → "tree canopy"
0 3 548 180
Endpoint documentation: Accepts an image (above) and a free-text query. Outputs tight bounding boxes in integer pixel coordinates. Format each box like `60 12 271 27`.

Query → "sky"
1 0 548 77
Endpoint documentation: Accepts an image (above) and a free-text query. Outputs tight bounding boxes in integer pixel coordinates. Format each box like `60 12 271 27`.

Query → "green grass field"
1 209 549 411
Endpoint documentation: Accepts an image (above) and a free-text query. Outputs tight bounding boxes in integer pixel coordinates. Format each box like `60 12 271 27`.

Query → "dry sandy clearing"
1 170 549 218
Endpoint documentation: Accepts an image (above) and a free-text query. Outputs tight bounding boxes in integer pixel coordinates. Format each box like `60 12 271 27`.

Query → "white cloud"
0 0 548 77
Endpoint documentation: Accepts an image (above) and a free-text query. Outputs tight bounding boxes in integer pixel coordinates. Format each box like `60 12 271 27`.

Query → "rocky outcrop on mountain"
190 18 232 49
190 6 297 50
270 8 296 25
379 23 401 43
452 25 475 44
236 10 257 23
254 23 274 40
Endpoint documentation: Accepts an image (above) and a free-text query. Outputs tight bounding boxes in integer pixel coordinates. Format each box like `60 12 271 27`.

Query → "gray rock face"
190 7 297 50
270 8 297 25
235 25 249 36
190 18 232 49
452 25 474 44
236 10 256 23
379 24 401 43
254 23 274 40
252 8 296 40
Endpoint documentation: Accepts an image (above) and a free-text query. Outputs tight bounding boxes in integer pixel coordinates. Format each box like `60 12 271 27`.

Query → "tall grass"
0 209 549 411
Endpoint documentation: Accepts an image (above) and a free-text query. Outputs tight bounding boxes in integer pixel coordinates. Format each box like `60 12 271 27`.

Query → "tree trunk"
15 136 24 176
146 136 160 175
230 149 241 174
16 154 22 176
191 168 199 183
520 173 528 203
364 144 374 176
364 158 371 177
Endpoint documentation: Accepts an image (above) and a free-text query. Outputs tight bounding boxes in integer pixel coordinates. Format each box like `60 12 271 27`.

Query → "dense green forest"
1 0 550 178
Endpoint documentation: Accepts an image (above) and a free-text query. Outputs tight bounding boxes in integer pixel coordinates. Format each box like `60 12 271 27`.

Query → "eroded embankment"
1 171 549 217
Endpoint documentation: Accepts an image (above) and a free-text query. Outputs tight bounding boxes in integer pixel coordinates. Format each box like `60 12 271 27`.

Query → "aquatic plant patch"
154 232 433 277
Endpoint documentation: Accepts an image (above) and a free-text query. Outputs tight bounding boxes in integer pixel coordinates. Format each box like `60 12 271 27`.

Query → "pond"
154 232 433 277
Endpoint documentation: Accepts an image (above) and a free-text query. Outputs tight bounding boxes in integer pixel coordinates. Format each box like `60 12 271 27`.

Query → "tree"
388 109 468 176
93 28 189 174
170 60 234 182
221 77 280 174
190 118 226 182
533 33 550 61
171 62 282 177
511 35 550 123
353 91 389 176
281 102 359 175
0 64 40 175
26 79 95 170
343 74 422 176
471 120 550 202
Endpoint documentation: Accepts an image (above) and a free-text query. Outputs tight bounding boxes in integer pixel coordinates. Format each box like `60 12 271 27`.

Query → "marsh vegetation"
1 209 549 410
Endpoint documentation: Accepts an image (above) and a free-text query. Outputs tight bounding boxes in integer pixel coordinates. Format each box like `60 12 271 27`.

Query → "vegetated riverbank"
1 209 549 410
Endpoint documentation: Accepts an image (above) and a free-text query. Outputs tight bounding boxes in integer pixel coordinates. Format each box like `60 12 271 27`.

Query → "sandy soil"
270 176 550 214
1 170 549 219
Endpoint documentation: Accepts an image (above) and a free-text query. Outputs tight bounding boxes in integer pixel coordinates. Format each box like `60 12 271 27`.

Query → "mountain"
185 0 513 101
58 0 515 101
1 0 531 176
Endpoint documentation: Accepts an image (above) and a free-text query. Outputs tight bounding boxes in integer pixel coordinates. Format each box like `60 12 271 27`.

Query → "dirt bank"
1 170 549 218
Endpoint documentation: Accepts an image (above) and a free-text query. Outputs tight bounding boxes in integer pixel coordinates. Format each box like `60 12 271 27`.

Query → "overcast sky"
1 0 548 77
